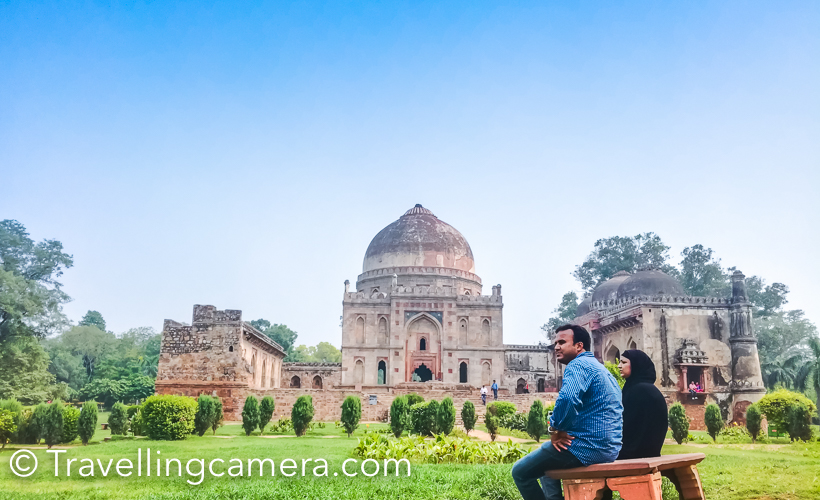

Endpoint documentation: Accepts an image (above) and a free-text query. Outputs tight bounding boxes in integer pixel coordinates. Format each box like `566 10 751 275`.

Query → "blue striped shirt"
550 351 623 466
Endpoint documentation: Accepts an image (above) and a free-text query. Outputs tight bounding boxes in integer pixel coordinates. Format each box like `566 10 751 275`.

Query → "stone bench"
545 453 705 500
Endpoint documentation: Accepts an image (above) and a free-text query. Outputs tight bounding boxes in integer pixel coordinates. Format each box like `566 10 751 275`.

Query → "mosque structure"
572 268 766 425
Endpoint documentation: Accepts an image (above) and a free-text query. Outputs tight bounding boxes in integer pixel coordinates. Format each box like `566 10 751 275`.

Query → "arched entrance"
412 363 433 382
354 360 364 384
537 378 545 393
290 375 301 388
606 345 620 364
377 360 387 385
312 375 322 389
516 378 527 394
482 362 491 386
459 362 468 383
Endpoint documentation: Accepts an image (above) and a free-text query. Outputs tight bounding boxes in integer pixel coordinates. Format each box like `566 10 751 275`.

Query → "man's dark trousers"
511 442 583 500
492 388 498 400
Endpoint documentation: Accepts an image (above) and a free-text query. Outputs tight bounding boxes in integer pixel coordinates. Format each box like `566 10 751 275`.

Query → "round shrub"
745 404 762 443
341 395 362 437
704 404 724 442
242 396 260 436
141 395 197 440
78 401 98 445
409 401 436 436
109 402 129 436
0 399 22 444
500 412 528 432
527 400 546 443
406 393 424 406
436 397 456 436
758 389 817 434
390 396 409 438
61 405 81 443
461 401 477 435
669 402 689 445
195 395 217 437
785 401 814 442
259 396 275 435
292 395 315 436
127 405 142 420
488 401 516 419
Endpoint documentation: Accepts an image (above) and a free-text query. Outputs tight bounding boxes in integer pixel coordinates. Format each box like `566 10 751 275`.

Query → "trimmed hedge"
109 402 129 436
527 400 546 443
409 401 437 436
42 400 64 449
341 396 362 437
461 401 477 435
292 395 315 436
758 389 817 433
61 405 80 443
195 395 217 437
436 397 456 436
746 404 762 443
488 401 516 419
242 396 260 436
211 398 224 435
259 396 275 435
390 396 409 438
141 395 197 440
406 393 424 406
669 403 689 445
704 404 724 442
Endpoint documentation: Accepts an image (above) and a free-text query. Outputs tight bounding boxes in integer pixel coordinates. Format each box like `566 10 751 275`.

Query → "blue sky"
2 1 818 346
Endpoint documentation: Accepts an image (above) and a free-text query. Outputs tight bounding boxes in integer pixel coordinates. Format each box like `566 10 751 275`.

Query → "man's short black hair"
554 324 591 351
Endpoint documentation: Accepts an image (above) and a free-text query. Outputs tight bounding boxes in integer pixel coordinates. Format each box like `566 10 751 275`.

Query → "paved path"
468 428 534 444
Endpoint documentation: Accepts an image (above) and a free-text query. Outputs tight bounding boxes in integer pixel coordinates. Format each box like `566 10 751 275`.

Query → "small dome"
617 269 685 299
576 296 592 317
591 271 631 304
363 205 475 273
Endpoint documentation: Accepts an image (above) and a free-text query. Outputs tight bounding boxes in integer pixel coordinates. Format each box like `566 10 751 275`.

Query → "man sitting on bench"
512 324 623 500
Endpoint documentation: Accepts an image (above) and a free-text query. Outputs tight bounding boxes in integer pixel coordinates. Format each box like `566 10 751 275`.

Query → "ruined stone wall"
281 363 342 389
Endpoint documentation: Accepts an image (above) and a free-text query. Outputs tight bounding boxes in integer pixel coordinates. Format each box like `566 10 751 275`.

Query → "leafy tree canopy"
541 291 579 336
250 320 299 359
0 220 73 341
290 342 342 363
78 310 107 332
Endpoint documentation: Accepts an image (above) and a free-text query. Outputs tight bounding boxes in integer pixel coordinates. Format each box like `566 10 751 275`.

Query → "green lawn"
1 422 819 499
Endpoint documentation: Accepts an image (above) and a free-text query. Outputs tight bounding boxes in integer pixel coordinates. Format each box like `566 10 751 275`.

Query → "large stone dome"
617 269 685 299
590 270 632 304
363 204 475 273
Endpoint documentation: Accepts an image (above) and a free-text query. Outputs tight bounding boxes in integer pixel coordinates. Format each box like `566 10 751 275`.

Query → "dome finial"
403 204 435 217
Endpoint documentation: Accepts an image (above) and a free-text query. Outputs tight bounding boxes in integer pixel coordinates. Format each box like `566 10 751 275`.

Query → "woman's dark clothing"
618 349 668 460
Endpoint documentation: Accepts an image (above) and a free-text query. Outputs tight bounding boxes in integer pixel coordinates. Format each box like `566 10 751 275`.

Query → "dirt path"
468 428 534 444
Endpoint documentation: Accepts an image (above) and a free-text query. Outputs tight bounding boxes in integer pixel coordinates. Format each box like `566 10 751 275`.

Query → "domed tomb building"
341 205 552 392
572 268 765 427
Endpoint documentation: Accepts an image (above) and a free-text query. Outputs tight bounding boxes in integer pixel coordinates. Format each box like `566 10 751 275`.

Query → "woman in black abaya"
617 349 669 459
602 350 669 500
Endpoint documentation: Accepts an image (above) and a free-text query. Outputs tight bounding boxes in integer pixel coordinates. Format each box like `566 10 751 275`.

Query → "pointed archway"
412 363 433 382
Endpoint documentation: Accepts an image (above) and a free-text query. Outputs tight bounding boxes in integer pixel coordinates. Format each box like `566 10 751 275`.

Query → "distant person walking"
491 380 498 400
481 386 488 405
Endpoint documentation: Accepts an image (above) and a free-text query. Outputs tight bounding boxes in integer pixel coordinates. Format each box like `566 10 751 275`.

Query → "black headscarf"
621 349 656 389
617 349 668 460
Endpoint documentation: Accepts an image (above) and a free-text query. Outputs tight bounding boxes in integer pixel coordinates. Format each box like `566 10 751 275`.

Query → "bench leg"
562 478 607 500
663 465 705 500
606 472 663 500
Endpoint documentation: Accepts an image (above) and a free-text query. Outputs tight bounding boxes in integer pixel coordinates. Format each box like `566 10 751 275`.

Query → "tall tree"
78 311 107 332
678 245 729 297
290 342 342 363
541 291 579 338
250 319 298 359
572 233 675 293
60 325 115 381
0 220 73 342
0 336 55 404
796 337 820 413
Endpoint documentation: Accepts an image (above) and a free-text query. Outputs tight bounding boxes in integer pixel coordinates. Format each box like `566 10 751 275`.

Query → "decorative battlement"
357 266 482 285
592 295 733 316
344 286 503 304
192 304 242 324
282 362 342 369
504 343 550 351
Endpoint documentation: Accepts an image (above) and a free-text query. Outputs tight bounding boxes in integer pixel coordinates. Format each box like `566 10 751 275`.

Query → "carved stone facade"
340 205 553 391
573 269 766 428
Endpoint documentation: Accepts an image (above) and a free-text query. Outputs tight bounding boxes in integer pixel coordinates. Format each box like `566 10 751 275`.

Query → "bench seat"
545 453 706 500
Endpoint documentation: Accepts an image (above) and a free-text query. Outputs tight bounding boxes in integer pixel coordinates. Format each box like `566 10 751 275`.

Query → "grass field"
1 422 819 500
